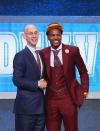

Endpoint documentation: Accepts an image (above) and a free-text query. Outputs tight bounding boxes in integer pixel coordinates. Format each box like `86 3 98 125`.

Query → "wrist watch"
83 92 88 97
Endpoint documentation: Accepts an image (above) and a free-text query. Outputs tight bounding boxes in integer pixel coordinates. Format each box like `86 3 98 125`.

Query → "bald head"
24 24 37 33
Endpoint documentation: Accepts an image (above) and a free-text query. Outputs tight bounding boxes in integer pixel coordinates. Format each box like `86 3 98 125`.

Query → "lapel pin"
65 49 69 54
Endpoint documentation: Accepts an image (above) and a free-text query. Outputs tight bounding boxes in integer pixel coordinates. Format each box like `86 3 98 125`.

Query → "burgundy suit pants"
45 97 78 131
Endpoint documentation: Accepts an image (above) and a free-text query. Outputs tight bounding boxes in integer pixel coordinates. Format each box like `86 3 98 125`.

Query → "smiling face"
47 29 62 49
23 25 39 48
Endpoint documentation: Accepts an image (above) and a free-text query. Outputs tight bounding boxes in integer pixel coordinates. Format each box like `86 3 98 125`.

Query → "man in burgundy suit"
41 23 89 131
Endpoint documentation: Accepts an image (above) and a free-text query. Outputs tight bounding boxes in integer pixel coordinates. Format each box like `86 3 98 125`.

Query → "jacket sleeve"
75 47 89 93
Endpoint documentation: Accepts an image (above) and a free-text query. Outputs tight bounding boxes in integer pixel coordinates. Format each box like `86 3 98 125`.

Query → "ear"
47 35 50 41
22 32 26 39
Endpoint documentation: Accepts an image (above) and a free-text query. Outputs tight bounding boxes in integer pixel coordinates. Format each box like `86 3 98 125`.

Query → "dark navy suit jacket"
13 46 45 114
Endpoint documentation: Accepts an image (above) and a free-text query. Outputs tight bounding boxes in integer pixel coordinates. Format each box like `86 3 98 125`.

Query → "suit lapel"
39 51 44 77
25 47 40 75
44 48 51 78
62 45 69 78
25 46 36 63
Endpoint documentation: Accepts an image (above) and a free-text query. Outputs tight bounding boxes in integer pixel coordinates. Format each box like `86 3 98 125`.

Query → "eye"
34 31 38 35
26 31 38 36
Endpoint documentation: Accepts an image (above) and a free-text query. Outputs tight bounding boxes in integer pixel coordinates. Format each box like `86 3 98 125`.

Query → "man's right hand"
39 79 47 89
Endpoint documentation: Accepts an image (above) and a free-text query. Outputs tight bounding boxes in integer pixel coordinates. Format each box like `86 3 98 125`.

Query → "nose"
32 33 37 37
54 35 58 40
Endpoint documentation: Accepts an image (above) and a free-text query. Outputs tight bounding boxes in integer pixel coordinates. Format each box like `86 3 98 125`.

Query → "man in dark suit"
13 24 47 131
41 23 89 131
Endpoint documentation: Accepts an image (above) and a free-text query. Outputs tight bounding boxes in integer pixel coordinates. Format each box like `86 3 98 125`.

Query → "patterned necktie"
35 50 41 72
52 49 62 67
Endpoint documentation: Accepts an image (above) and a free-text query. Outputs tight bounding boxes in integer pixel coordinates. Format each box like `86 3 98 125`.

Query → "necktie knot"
35 50 39 54
52 49 60 56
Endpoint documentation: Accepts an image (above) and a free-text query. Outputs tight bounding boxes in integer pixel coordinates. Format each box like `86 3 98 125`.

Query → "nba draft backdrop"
0 16 100 99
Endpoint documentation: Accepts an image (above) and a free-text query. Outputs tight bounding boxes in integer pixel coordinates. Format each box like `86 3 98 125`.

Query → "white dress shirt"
50 44 63 67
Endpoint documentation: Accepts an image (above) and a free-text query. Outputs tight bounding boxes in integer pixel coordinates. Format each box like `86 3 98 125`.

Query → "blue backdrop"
0 18 100 93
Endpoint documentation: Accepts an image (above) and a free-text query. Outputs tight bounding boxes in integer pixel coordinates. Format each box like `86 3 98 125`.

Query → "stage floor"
0 99 100 131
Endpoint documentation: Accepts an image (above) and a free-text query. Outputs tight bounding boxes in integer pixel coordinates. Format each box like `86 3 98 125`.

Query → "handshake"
38 79 47 89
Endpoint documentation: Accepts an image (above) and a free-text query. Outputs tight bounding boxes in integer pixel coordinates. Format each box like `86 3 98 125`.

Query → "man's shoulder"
14 47 27 58
40 46 50 53
63 44 78 51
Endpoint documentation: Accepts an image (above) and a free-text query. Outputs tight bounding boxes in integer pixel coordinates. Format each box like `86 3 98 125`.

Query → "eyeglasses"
25 31 38 36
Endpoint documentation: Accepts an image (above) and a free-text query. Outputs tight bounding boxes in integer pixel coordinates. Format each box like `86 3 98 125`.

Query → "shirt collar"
27 45 36 54
51 44 62 51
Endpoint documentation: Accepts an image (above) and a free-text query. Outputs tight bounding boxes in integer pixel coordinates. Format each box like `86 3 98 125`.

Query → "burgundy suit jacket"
41 44 89 107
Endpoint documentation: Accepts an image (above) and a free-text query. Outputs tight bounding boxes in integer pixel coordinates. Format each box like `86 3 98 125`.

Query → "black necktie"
52 50 61 67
